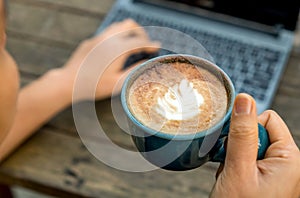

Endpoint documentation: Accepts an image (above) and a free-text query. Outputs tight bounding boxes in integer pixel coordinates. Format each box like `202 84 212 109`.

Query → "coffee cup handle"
211 120 270 163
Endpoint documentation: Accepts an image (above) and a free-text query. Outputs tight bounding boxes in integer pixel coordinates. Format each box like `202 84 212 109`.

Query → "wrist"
42 68 74 106
50 66 94 104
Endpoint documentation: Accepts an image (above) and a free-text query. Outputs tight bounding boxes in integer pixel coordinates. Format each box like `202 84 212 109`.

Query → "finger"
137 41 161 54
124 28 149 39
117 40 160 68
106 41 160 73
258 110 294 145
127 59 149 69
114 59 155 92
123 26 149 40
92 19 143 42
115 41 160 63
225 93 258 173
120 18 140 28
107 19 141 30
215 164 224 179
116 20 150 39
126 41 161 54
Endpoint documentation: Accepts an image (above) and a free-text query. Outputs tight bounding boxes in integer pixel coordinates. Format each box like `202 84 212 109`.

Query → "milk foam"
154 79 204 121
128 62 228 134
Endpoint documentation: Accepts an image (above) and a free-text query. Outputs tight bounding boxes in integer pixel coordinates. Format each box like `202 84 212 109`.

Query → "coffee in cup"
121 54 269 171
127 59 228 134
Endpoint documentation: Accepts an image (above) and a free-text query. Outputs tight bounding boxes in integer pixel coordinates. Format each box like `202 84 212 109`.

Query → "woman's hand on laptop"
60 19 160 101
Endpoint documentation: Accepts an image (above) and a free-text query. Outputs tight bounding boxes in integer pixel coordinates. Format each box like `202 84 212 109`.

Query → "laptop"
96 0 300 114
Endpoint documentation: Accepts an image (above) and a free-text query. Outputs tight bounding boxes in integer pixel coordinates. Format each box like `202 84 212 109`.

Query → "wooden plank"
272 94 300 146
10 0 115 16
292 16 300 57
7 37 72 76
0 128 217 198
271 56 300 146
48 98 139 149
7 3 103 46
279 57 300 93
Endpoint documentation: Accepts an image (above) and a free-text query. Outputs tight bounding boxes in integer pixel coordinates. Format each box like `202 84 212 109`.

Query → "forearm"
0 69 72 161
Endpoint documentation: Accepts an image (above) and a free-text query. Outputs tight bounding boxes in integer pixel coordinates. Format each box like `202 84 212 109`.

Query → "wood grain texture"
7 37 72 75
292 15 300 57
7 3 103 46
272 56 300 146
0 128 217 198
10 0 115 15
1 0 299 197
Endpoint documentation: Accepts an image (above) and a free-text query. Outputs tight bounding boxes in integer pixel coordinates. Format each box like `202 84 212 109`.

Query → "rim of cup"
121 54 235 141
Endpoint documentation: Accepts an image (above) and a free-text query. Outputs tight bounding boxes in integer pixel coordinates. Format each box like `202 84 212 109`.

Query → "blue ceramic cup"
121 54 270 171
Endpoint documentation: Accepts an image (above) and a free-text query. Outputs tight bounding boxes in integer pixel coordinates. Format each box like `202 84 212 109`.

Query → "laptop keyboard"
106 8 282 102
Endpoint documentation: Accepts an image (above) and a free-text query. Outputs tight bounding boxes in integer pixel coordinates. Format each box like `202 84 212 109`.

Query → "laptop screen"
139 0 300 31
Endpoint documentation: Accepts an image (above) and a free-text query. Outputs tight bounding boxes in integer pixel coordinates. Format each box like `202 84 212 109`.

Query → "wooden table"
1 0 299 197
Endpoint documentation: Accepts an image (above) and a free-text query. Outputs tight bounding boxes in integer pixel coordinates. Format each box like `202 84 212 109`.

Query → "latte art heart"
155 79 204 120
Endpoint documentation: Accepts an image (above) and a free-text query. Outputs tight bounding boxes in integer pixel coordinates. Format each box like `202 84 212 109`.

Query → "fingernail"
234 95 252 115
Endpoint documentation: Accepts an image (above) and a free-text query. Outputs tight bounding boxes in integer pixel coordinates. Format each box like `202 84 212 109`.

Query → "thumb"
225 93 258 174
